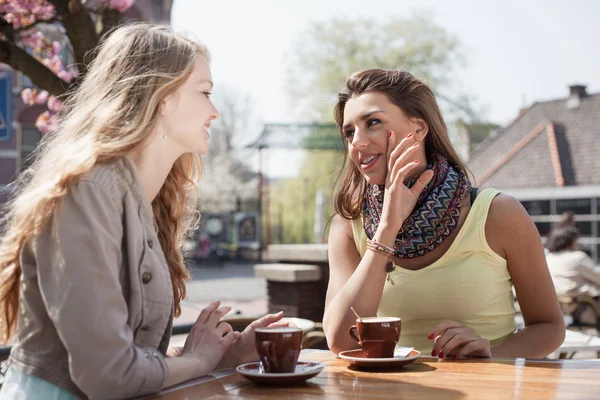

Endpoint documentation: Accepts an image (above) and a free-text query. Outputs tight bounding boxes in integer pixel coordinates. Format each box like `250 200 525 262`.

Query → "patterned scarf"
363 153 471 259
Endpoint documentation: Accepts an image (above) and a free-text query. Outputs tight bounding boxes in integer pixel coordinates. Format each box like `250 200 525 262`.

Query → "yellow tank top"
351 188 516 353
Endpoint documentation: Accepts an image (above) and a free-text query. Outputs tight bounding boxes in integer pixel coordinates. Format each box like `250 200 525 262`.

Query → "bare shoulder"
329 214 355 241
485 192 533 258
487 192 529 225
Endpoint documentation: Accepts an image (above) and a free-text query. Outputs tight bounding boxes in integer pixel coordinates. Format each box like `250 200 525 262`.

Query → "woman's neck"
128 138 179 202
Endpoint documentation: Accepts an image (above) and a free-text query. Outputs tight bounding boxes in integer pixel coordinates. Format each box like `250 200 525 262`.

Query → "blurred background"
1 0 599 355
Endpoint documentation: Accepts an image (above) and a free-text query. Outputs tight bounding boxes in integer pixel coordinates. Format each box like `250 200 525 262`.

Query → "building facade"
469 85 600 262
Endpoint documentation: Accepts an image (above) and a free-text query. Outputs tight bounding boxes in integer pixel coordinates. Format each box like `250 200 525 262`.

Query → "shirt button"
142 272 153 284
147 239 153 248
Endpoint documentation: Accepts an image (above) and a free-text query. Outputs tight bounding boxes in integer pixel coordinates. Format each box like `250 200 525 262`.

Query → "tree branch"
48 0 98 75
98 8 122 38
0 38 70 97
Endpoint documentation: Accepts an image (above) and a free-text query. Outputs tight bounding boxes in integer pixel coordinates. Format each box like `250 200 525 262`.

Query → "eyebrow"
342 109 385 131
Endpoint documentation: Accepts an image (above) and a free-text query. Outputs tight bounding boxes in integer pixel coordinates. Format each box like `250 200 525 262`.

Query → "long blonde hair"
333 69 468 219
0 23 208 343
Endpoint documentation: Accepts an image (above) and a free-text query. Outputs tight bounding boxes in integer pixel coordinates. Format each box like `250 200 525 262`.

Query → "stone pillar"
254 263 323 322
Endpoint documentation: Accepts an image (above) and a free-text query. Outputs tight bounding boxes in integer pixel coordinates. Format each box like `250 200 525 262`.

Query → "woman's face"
163 54 219 155
342 92 421 185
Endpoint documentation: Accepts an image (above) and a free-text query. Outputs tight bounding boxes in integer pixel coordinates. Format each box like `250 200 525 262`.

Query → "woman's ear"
413 118 429 142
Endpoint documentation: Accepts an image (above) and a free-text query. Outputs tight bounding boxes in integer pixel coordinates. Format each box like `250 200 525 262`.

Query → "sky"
172 0 600 176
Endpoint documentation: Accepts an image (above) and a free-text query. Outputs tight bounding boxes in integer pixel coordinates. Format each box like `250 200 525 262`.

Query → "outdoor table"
147 349 600 399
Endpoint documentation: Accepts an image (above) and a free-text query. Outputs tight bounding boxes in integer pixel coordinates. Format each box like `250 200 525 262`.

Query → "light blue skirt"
0 367 78 400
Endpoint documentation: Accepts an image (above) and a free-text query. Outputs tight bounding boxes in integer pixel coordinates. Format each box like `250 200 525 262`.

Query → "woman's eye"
344 130 354 138
366 118 381 127
203 92 212 97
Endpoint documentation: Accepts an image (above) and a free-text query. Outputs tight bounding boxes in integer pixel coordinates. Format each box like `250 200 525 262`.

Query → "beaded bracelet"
366 239 397 285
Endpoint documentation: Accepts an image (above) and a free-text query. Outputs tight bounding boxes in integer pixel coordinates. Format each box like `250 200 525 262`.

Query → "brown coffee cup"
349 317 401 358
255 327 303 373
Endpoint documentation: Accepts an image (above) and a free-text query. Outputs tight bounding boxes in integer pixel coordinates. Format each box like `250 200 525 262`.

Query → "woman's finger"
246 311 284 332
432 327 466 356
386 130 397 171
389 143 420 183
216 321 233 337
440 332 476 357
390 160 420 188
456 339 490 358
207 305 233 327
387 132 414 173
220 331 242 347
428 320 465 341
196 301 221 325
410 170 434 197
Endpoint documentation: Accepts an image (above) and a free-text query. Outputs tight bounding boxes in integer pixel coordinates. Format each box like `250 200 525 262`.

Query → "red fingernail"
412 143 419 148
431 349 437 356
428 333 434 340
453 354 458 360
406 132 413 138
438 351 444 359
413 160 419 164
389 130 393 137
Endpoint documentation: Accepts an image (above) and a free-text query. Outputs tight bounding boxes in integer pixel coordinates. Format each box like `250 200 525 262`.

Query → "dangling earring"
162 114 167 140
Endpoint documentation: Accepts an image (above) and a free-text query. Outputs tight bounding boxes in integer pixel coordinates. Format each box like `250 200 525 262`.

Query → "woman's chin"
363 172 386 186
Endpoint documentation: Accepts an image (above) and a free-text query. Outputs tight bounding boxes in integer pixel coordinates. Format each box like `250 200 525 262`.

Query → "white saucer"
236 361 324 385
338 347 421 369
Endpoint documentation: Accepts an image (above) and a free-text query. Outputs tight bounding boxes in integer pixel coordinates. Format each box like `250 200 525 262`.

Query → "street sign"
0 72 12 142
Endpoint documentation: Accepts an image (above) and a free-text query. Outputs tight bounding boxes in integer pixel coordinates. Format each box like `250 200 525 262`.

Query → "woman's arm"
575 253 600 289
36 182 237 398
323 215 396 354
324 131 433 354
487 194 565 358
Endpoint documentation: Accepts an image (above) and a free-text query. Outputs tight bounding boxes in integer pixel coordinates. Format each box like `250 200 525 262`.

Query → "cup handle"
349 325 361 345
260 341 278 371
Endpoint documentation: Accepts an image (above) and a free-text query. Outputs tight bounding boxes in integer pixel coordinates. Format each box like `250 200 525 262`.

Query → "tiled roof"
468 92 600 188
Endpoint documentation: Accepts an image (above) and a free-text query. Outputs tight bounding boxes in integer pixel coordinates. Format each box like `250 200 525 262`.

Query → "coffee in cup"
349 317 401 358
255 327 303 373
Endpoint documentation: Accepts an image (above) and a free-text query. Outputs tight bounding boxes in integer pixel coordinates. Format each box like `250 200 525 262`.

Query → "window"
575 221 592 236
556 198 592 215
534 222 553 236
521 200 551 216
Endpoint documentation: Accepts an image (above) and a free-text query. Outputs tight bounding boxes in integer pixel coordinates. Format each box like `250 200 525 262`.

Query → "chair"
557 295 600 359
301 322 328 350
557 295 600 334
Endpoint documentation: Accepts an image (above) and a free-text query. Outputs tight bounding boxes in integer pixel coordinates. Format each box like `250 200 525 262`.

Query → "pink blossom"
36 111 51 134
2 0 136 134
52 41 61 55
36 90 49 104
21 88 37 105
47 96 63 113
108 0 135 12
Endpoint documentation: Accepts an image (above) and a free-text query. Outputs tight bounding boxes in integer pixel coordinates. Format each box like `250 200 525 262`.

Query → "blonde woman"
0 23 283 399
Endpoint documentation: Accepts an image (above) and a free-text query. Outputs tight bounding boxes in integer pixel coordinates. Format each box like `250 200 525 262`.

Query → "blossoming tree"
0 0 135 132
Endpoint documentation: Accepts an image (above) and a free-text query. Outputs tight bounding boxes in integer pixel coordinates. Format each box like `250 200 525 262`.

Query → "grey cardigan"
9 157 173 399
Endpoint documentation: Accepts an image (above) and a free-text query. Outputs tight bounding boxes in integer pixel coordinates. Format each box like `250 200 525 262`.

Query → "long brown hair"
333 69 468 220
0 23 207 343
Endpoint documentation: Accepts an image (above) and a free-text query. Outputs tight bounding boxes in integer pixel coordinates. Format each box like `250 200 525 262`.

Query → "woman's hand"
180 301 241 375
380 131 434 233
216 311 289 370
428 320 491 359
